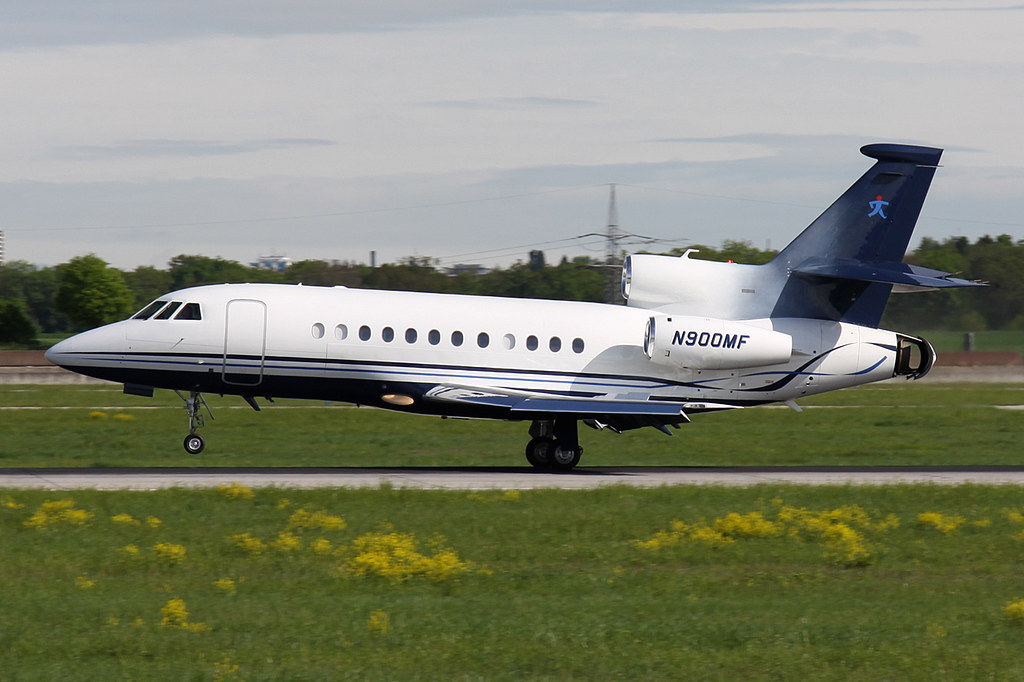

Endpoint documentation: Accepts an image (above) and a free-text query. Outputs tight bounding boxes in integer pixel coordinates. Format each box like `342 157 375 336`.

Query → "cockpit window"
174 302 202 320
132 300 168 320
155 301 183 319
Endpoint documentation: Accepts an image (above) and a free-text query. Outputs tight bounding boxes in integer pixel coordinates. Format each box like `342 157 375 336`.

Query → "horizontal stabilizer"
860 143 942 166
793 258 985 290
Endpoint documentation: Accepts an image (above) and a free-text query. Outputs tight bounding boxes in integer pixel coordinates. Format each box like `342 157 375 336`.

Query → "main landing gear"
177 390 212 455
525 419 583 471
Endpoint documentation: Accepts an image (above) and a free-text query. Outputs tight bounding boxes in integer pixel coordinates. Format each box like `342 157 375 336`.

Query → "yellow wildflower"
287 507 347 531
821 523 872 567
160 598 211 632
1004 599 1024 623
120 544 141 557
213 578 237 593
111 513 140 525
75 575 96 589
217 483 255 500
367 609 391 634
213 657 241 680
1 496 24 510
146 516 162 529
231 532 267 555
340 531 479 582
917 512 966 535
154 542 187 564
88 411 107 419
1004 508 1024 525
113 412 134 421
309 537 333 556
271 531 302 552
713 511 782 539
24 499 93 528
687 525 735 547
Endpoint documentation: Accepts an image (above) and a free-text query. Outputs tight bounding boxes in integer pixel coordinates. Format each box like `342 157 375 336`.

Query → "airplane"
46 143 982 470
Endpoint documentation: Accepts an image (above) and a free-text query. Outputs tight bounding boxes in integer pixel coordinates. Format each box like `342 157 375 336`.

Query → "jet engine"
644 314 793 370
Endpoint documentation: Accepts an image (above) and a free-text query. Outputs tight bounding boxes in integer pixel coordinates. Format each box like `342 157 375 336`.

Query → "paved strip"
4 466 1024 490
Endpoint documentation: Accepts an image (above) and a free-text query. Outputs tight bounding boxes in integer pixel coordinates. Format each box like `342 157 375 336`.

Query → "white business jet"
46 144 980 469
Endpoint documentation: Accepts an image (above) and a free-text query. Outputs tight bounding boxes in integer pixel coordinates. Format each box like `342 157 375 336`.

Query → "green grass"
1 383 1022 468
4 485 1024 680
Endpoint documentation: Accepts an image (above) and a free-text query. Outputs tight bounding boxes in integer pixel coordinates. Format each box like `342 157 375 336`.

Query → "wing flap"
423 385 740 421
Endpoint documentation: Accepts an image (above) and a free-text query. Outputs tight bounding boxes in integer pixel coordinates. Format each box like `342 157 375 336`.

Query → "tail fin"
770 143 979 326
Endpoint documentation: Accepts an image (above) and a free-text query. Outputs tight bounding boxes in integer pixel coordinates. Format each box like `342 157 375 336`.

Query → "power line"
5 185 603 233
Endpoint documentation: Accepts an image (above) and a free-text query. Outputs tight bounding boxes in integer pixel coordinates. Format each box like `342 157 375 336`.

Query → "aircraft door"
223 299 267 386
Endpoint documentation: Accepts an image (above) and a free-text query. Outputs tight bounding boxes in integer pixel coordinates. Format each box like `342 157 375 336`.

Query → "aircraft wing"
422 384 740 432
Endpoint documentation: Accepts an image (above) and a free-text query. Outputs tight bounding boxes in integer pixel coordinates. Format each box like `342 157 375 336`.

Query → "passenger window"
477 332 490 348
359 325 371 341
428 329 441 345
174 303 202 320
133 300 168 320
311 323 325 339
502 334 515 350
382 327 395 343
572 338 585 354
155 302 182 320
549 336 562 352
335 324 348 340
526 335 538 351
405 328 417 343
452 331 464 347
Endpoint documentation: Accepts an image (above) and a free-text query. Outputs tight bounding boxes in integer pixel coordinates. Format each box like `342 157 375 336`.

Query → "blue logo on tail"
868 195 889 218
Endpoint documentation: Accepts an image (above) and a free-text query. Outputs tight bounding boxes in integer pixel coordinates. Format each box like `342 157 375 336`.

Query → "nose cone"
44 323 127 381
45 336 75 367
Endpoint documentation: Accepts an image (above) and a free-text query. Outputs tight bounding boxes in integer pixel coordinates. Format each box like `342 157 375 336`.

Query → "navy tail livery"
47 144 982 469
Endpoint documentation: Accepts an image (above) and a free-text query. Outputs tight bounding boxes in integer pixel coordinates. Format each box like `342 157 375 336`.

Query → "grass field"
1 382 1022 468
5 485 1024 680
3 383 1024 679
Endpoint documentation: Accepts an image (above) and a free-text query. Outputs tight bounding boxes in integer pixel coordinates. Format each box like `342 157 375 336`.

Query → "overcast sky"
1 1 1022 270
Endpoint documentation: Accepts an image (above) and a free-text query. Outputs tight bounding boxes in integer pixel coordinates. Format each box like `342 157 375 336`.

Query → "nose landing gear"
526 419 583 471
177 390 213 455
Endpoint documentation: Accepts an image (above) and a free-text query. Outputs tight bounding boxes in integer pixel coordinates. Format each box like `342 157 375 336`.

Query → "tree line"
0 235 1019 347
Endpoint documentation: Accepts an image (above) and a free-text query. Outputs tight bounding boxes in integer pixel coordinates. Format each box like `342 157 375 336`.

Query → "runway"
4 465 1024 490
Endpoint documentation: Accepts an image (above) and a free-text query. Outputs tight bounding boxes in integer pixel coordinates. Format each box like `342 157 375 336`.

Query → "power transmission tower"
602 184 624 304
579 184 664 303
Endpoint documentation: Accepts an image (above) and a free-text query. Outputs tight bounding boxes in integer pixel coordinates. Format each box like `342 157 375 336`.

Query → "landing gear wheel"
550 445 582 471
525 437 555 468
183 433 205 455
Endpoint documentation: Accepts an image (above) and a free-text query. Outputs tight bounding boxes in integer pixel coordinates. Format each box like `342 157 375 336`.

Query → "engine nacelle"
621 253 779 320
644 315 793 370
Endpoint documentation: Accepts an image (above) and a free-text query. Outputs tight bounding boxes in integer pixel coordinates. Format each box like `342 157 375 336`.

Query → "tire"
183 433 205 455
550 445 582 471
525 437 555 468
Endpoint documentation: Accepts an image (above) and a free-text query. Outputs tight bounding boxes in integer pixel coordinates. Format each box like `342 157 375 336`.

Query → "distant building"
251 254 292 272
446 263 490 277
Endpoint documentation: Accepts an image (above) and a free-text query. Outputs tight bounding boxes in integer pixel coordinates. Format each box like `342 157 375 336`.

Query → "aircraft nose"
45 323 126 372
45 336 75 367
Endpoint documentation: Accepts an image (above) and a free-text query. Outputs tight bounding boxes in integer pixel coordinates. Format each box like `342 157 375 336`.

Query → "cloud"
59 138 336 160
421 97 600 110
